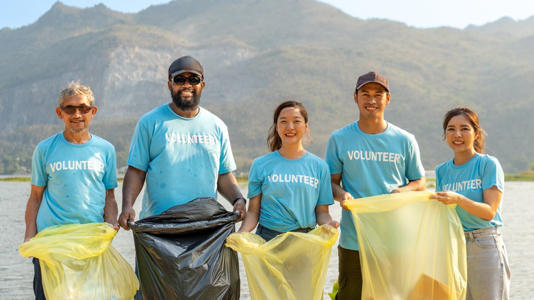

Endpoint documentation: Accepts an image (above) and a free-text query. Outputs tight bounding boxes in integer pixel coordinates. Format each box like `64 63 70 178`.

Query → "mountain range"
1 0 533 174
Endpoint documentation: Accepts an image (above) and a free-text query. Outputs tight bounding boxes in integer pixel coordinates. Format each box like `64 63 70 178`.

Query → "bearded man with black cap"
119 55 246 229
325 71 426 299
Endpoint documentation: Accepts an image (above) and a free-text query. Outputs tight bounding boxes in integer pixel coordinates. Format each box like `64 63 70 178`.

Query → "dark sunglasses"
172 75 202 85
60 105 93 115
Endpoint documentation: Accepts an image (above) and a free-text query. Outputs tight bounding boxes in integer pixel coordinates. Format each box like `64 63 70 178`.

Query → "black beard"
171 89 201 111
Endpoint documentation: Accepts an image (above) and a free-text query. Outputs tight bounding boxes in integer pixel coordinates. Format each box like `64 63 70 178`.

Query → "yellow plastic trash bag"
226 225 338 300
345 191 467 300
19 223 139 300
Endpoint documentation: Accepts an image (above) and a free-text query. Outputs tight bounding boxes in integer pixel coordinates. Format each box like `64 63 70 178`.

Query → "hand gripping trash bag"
225 225 339 300
19 223 139 300
345 191 467 300
130 197 240 300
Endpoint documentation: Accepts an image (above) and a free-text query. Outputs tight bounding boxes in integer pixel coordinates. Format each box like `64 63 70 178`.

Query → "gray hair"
58 82 95 106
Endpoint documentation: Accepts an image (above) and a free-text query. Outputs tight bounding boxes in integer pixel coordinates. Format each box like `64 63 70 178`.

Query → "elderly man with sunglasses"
23 82 118 300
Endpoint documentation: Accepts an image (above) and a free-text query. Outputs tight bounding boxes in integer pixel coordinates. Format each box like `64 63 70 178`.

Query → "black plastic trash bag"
130 197 240 300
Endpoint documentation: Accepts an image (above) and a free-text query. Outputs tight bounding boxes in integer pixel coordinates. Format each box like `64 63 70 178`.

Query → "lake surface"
1 181 533 299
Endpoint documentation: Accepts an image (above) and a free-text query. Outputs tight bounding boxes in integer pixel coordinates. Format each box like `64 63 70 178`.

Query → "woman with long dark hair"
238 101 338 241
431 107 510 299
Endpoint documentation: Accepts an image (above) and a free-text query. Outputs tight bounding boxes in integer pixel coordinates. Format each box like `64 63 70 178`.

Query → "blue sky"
2 0 534 29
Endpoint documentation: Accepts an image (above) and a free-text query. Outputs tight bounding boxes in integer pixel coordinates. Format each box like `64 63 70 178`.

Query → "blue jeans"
465 226 510 300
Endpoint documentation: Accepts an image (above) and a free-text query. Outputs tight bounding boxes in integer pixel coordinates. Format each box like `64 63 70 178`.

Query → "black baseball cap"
355 71 389 92
168 56 204 79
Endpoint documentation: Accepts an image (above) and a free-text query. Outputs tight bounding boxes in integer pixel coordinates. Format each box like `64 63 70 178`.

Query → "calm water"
1 181 533 299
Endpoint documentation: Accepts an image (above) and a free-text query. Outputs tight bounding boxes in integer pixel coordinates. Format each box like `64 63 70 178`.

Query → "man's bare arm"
217 172 246 221
104 188 119 230
118 166 146 229
390 177 426 193
24 185 45 242
331 173 353 209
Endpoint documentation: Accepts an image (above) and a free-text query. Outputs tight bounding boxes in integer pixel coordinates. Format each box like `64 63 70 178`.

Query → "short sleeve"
482 156 504 192
317 163 334 205
434 166 443 192
30 145 47 187
325 135 342 175
218 124 237 174
127 119 151 172
405 135 425 181
247 160 262 198
103 145 118 189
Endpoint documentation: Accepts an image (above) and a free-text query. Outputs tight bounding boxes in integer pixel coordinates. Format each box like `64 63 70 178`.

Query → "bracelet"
232 197 246 205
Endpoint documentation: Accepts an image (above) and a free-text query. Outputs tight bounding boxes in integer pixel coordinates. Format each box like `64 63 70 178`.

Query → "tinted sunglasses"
60 105 93 115
172 75 202 85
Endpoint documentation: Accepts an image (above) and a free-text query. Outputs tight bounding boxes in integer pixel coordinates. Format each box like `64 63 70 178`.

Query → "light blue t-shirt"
31 133 117 232
248 151 334 232
325 122 425 251
128 104 236 218
435 153 504 232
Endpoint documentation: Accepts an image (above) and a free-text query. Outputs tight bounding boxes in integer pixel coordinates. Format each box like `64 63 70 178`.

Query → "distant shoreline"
2 174 533 182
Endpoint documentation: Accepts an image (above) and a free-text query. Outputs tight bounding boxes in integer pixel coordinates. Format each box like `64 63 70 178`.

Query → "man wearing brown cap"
325 71 426 299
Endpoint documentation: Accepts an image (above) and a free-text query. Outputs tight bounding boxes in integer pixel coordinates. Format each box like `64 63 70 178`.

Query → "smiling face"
445 114 478 154
56 94 97 134
276 107 308 147
354 82 390 120
168 72 205 111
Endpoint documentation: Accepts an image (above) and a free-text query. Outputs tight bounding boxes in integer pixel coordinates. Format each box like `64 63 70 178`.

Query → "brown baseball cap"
355 71 389 92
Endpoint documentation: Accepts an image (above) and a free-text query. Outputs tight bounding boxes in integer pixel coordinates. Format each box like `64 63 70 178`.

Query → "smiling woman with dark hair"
238 100 338 241
431 107 510 300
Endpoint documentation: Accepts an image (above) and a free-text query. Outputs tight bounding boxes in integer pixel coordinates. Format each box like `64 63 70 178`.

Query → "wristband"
232 197 246 205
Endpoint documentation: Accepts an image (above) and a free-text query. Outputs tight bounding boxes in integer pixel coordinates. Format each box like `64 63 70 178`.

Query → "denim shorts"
464 226 510 300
